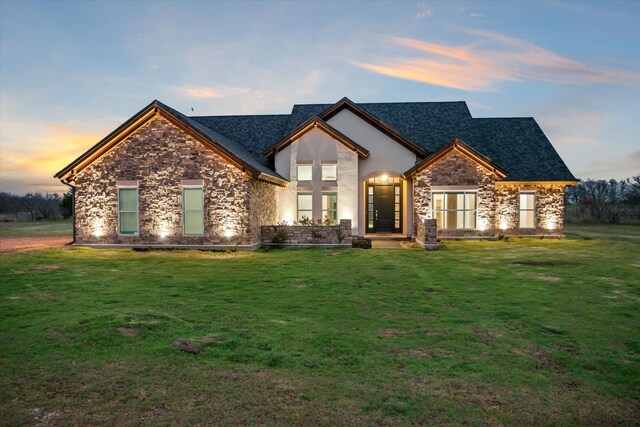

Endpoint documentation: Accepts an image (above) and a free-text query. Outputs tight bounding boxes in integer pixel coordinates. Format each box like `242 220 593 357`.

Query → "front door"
366 179 402 233
373 185 395 232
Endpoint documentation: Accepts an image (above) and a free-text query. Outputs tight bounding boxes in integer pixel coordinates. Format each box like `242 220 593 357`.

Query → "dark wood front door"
373 185 395 232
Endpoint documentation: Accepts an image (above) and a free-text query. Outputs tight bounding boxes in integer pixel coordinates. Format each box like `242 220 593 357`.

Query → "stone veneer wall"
415 218 437 249
73 115 270 247
412 150 497 238
261 219 353 246
495 184 565 236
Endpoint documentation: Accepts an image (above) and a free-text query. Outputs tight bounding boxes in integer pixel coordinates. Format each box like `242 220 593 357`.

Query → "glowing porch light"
381 174 389 182
545 218 557 230
224 227 234 239
159 222 170 239
499 218 508 231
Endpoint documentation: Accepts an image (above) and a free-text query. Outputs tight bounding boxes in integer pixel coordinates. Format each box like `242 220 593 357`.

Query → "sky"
1 0 639 195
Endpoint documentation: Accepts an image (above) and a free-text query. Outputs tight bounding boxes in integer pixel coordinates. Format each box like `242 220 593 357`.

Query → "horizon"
1 0 639 195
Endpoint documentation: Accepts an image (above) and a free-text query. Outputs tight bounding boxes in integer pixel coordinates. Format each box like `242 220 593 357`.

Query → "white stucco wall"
274 127 359 234
327 109 419 236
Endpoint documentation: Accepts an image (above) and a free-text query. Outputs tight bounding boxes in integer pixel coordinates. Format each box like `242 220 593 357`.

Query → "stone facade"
411 150 566 238
261 219 353 247
412 150 497 238
495 184 565 236
73 115 274 247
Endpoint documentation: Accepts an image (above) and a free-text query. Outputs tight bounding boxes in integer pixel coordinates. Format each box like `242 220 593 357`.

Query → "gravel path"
0 237 72 253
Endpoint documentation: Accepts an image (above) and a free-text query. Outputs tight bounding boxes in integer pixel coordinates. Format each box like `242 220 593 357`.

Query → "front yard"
0 224 639 425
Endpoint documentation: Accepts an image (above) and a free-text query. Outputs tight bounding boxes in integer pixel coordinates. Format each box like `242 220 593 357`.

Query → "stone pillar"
339 219 353 244
416 218 438 250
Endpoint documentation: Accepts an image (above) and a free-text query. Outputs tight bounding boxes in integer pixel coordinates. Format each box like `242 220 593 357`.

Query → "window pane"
298 211 312 222
297 165 312 181
184 211 204 235
520 193 534 210
298 194 312 210
446 194 460 210
465 193 476 209
321 164 337 181
433 193 443 210
435 211 443 228
465 210 476 229
183 188 203 211
520 210 535 228
119 188 137 211
120 212 137 234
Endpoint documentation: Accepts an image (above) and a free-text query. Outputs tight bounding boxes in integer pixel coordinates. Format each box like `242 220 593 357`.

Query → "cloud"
416 9 433 19
173 85 251 99
353 32 640 91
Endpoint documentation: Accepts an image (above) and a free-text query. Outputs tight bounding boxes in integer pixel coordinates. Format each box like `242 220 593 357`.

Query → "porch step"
364 234 409 241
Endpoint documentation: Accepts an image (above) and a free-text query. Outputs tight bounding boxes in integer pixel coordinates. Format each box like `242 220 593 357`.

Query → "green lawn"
1 224 639 425
0 219 72 237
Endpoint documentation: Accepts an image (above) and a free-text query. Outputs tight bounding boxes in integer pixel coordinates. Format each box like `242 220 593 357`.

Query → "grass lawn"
0 219 72 237
1 223 639 425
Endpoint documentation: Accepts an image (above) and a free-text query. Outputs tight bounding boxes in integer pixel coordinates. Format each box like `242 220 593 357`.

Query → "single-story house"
54 97 578 249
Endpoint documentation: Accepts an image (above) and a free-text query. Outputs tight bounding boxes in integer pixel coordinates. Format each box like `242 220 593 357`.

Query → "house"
54 97 578 249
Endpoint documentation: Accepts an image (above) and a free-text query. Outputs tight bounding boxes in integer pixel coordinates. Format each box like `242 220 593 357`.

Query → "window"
322 193 337 224
183 187 204 235
297 164 312 181
519 192 535 228
118 187 138 235
297 193 313 221
321 164 337 181
432 192 477 229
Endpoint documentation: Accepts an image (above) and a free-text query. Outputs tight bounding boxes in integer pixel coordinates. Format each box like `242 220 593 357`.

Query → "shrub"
352 238 372 249
271 229 289 245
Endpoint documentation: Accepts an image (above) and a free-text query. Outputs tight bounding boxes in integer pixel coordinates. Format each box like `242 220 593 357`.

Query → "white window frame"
321 164 337 181
297 164 313 181
321 192 338 224
519 192 536 229
117 186 139 236
297 193 313 222
182 185 204 236
431 191 478 230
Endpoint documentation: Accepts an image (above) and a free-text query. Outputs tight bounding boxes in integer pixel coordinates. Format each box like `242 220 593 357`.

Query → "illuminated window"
519 192 536 228
322 193 337 224
118 187 138 235
183 187 204 235
432 192 477 230
297 193 313 221
297 164 312 181
321 164 337 181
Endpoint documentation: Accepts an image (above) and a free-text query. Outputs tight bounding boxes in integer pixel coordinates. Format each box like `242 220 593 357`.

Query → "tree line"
565 175 640 223
0 190 72 221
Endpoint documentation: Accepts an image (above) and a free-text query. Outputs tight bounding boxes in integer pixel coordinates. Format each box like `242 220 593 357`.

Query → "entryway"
365 175 402 234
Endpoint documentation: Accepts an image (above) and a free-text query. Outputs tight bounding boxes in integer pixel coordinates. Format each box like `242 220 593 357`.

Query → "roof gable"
404 138 509 179
54 100 287 186
263 116 370 158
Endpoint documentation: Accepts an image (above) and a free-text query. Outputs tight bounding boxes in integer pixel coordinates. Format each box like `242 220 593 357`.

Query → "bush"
352 238 372 249
271 229 289 245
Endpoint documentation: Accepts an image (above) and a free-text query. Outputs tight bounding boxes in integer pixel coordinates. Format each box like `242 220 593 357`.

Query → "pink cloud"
355 32 640 91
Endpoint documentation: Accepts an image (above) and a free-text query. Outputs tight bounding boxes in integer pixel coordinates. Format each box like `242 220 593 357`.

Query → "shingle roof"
190 99 576 182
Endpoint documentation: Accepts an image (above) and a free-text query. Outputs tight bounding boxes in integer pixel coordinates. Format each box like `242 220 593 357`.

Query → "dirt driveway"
0 237 72 254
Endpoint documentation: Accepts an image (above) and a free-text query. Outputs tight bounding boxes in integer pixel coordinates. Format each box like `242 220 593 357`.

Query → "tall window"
321 164 337 181
322 193 337 224
297 193 313 221
432 192 477 229
183 187 204 235
297 164 312 181
519 192 535 228
118 187 138 235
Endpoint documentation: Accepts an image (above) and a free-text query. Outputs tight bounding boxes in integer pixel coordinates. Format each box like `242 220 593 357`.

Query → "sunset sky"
1 0 639 195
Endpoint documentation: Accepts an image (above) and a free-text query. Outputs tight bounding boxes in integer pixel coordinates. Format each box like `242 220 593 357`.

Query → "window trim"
182 185 205 236
297 192 313 222
321 164 338 181
321 192 338 224
519 191 536 229
117 186 139 236
431 191 478 230
296 164 313 181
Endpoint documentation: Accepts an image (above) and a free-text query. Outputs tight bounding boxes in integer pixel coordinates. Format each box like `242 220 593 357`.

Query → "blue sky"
1 0 639 194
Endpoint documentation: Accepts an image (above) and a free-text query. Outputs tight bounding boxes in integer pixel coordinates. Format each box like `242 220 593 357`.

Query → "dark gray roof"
190 100 576 182
191 114 290 165
158 102 286 181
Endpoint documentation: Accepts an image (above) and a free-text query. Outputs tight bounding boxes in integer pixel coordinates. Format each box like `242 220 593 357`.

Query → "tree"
60 189 73 219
